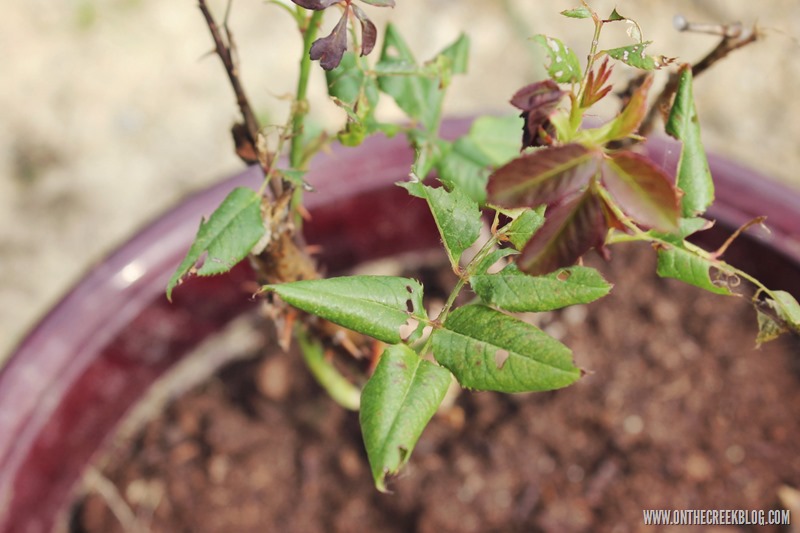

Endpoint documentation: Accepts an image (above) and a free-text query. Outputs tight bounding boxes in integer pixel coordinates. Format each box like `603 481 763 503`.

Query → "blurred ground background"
2 0 799 361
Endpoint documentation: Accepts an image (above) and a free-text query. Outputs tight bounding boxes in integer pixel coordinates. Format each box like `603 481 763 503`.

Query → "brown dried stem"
629 21 759 139
198 0 282 197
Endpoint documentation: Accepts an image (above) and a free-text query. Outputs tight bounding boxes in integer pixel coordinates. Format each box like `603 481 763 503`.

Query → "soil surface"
71 244 800 533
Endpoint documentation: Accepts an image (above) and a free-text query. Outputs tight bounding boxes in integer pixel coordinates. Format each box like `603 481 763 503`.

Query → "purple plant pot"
1 118 799 533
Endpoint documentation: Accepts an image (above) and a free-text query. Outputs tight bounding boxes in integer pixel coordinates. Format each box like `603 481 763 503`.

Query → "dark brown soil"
71 244 800 533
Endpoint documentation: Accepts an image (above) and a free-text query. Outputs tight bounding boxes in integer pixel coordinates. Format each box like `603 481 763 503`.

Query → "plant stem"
290 10 324 170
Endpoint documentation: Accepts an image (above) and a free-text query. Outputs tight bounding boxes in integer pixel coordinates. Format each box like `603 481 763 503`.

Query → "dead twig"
620 17 759 140
197 0 282 196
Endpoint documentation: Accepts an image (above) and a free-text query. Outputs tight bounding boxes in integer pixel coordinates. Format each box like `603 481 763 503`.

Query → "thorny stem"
290 10 325 170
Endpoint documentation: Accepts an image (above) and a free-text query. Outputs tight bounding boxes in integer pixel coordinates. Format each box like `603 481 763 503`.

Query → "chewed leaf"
263 276 427 344
432 304 580 392
167 187 265 301
360 344 451 492
400 182 481 269
310 8 349 70
531 35 582 83
601 150 680 232
655 246 732 295
665 65 714 217
756 309 786 346
517 189 609 276
487 144 600 209
471 264 611 312
604 41 675 70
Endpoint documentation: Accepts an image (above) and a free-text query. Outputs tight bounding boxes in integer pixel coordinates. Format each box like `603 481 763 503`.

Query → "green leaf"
360 344 451 492
656 247 732 295
472 264 611 312
504 207 545 250
376 26 468 130
650 216 712 244
167 187 265 301
432 305 581 392
531 35 582 84
466 115 524 166
561 7 592 19
665 66 714 217
607 8 625 21
601 151 680 232
263 276 427 344
472 247 518 276
436 137 491 205
400 182 481 269
769 291 800 326
604 42 674 70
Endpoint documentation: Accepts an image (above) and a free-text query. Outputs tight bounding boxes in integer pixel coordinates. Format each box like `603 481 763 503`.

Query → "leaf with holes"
517 189 609 276
665 65 714 217
310 8 349 70
601 150 680 232
604 41 675 70
532 35 582 84
167 187 265 301
432 305 580 392
487 144 600 209
400 181 481 270
263 276 427 344
360 344 451 492
655 247 732 295
472 264 611 312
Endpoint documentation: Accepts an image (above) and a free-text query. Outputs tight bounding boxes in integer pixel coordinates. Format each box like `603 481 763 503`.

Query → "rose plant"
168 1 800 491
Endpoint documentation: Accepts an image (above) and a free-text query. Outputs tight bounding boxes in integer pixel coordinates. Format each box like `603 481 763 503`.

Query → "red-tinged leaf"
310 8 349 70
510 80 566 149
601 151 680 232
351 4 377 56
487 144 600 209
291 0 340 9
517 189 608 276
605 74 652 141
580 57 613 108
